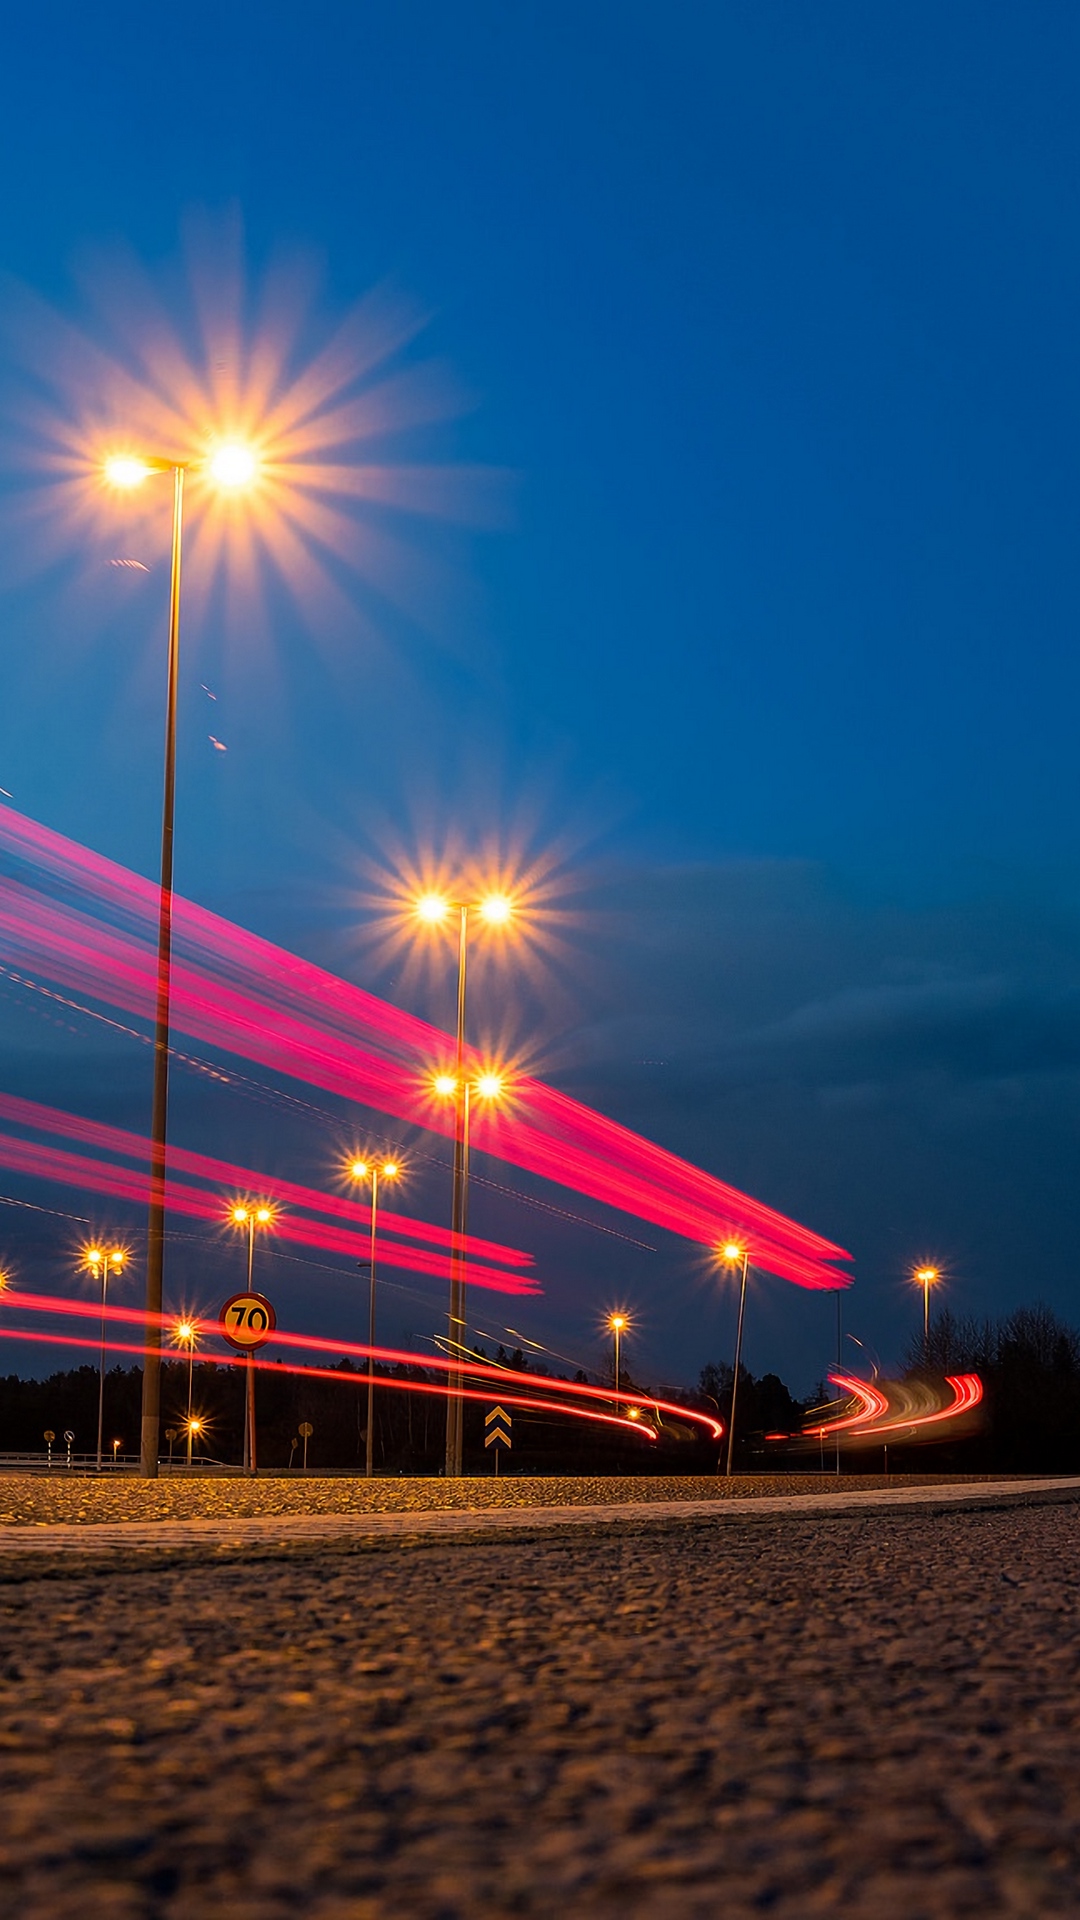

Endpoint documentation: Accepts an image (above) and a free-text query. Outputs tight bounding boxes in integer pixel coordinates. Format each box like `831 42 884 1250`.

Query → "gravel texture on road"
0 1470 998 1528
2 1497 1080 1917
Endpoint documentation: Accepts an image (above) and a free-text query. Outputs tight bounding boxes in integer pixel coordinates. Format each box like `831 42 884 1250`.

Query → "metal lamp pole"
609 1314 627 1415
914 1267 939 1356
724 1247 750 1479
231 1204 272 1475
106 445 256 1478
415 891 512 1479
142 461 185 1480
446 905 470 1477
349 1160 400 1478
88 1248 124 1472
436 1070 503 1475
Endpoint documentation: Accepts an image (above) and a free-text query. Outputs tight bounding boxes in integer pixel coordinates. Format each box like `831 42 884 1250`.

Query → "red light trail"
0 1288 724 1441
798 1370 985 1447
0 1089 532 1272
0 804 852 1290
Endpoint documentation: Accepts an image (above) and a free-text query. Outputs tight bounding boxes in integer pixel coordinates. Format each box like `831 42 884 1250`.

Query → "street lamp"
82 1244 126 1472
914 1266 940 1350
348 1157 402 1478
228 1201 275 1474
719 1241 750 1478
416 888 516 1477
186 1415 203 1464
433 1067 505 1474
104 442 257 1479
608 1313 628 1415
172 1318 199 1465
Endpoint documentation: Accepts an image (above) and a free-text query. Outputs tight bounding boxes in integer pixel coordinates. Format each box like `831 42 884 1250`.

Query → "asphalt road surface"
2 1492 1079 1917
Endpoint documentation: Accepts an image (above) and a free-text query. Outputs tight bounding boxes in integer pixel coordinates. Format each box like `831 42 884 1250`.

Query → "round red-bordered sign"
219 1291 277 1351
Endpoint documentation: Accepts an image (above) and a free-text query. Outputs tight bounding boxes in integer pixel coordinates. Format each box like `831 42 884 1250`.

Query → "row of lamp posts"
97 444 946 1480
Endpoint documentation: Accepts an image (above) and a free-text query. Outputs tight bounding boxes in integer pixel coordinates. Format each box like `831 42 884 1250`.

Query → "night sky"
1 3 1079 1400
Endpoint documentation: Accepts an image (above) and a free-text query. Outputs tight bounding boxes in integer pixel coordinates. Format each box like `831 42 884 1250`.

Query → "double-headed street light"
82 1244 126 1472
348 1157 401 1478
719 1241 750 1478
104 443 257 1479
433 1068 505 1474
228 1202 275 1474
415 889 514 1476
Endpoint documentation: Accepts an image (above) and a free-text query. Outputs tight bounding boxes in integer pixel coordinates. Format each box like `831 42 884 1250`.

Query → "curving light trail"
800 1370 985 1446
0 1287 725 1441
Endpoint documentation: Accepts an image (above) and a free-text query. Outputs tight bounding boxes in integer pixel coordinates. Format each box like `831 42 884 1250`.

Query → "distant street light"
414 888 516 1475
433 1068 506 1473
186 1415 203 1465
105 444 258 1479
914 1266 940 1350
719 1242 750 1478
608 1313 629 1416
172 1319 200 1465
82 1244 126 1473
228 1201 276 1473
348 1157 402 1478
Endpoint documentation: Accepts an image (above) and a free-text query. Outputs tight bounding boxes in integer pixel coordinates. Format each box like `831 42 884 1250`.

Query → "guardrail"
0 1452 233 1473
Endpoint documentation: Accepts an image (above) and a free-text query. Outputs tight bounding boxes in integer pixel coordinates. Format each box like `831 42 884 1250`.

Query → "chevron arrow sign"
484 1404 512 1449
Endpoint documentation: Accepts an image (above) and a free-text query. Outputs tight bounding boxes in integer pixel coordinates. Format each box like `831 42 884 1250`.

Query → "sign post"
219 1292 277 1476
299 1420 313 1471
43 1429 54 1471
484 1404 512 1475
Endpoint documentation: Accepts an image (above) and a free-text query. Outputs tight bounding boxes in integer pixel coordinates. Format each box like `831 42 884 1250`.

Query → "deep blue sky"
1 2 1079 1399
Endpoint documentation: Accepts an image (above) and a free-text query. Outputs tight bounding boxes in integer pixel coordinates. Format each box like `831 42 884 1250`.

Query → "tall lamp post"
348 1157 401 1478
433 1068 505 1474
720 1242 750 1478
415 889 514 1477
914 1266 939 1353
83 1245 126 1472
608 1313 628 1415
104 443 256 1479
229 1202 274 1475
172 1318 199 1466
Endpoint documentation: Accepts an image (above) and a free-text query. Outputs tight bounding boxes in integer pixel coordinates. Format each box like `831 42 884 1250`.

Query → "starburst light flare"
0 211 506 662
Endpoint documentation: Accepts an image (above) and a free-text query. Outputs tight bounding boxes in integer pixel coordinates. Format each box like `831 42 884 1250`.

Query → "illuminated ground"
2 1491 1079 1916
0 1470 998 1528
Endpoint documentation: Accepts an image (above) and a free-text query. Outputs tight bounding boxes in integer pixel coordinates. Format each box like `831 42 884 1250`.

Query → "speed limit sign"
220 1291 277 1351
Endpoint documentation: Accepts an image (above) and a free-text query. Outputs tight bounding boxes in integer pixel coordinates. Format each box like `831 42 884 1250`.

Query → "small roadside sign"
485 1404 512 1465
219 1292 277 1351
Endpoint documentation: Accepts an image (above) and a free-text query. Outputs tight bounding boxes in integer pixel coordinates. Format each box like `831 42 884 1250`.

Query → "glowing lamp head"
104 455 152 488
231 1206 249 1226
209 443 256 489
109 1250 126 1270
176 1320 194 1342
433 1073 457 1098
350 1159 370 1180
382 1161 400 1179
255 1207 273 1226
480 894 512 925
416 893 450 925
609 1313 628 1334
475 1073 503 1101
86 1246 103 1266
189 1417 203 1434
0 1269 10 1294
915 1266 939 1285
721 1242 745 1265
